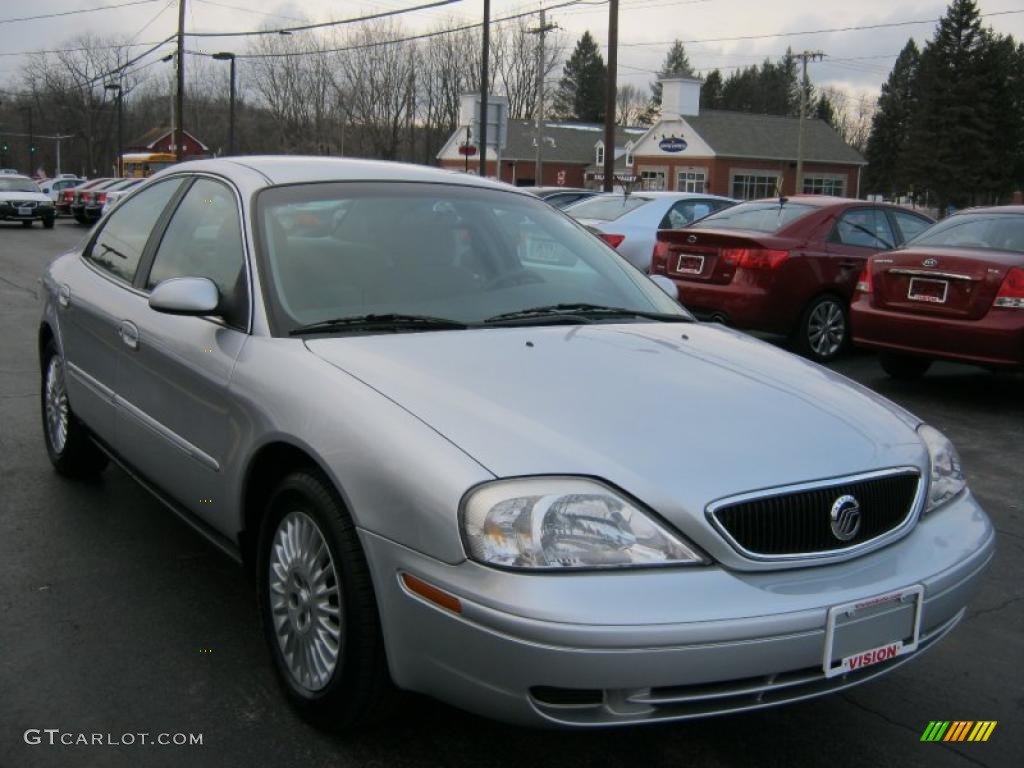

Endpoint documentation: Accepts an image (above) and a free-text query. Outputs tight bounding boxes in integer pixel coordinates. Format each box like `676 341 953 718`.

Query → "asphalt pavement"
1 218 1021 768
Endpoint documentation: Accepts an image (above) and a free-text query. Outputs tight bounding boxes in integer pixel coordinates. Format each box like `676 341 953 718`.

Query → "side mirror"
149 276 220 316
649 274 679 300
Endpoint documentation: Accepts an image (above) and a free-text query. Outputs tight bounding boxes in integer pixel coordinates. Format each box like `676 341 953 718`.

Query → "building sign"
457 144 477 156
659 136 688 153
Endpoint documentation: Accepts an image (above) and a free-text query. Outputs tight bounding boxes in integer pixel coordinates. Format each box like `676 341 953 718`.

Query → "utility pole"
602 0 619 192
794 50 824 195
528 8 557 186
478 0 490 177
23 106 34 174
175 0 187 162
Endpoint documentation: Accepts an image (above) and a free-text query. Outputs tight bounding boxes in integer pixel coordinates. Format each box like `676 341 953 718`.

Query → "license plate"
908 277 948 303
822 585 923 678
675 254 704 275
18 206 32 216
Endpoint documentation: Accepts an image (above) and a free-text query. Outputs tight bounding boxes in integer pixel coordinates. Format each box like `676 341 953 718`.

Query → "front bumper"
362 490 993 727
0 203 55 222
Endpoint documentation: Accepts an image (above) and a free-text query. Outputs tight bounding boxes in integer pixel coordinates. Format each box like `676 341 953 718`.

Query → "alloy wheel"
268 510 343 692
44 356 69 454
807 299 846 359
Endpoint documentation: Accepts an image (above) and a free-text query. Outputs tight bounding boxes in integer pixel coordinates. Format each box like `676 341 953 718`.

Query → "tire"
21 219 32 228
40 339 109 478
43 218 55 229
879 352 932 381
795 294 848 363
257 470 394 731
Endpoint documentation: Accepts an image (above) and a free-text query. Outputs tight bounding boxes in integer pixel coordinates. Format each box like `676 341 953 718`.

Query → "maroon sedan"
851 205 1024 378
652 196 934 362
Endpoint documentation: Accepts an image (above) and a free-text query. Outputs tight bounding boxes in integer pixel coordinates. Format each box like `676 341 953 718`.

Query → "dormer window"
624 140 634 167
595 141 604 166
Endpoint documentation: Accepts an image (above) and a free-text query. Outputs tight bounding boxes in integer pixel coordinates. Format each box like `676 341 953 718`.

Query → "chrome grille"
709 469 922 559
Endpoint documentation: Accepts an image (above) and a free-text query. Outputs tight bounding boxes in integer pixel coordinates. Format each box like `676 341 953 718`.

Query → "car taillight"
651 240 670 273
62 190 74 202
598 233 625 248
96 193 107 204
855 264 873 294
721 248 789 270
994 267 1024 308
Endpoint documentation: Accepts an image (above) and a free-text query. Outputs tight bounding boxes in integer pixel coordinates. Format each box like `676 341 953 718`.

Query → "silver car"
39 157 993 730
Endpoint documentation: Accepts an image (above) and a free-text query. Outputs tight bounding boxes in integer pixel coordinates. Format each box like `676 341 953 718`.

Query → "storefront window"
731 172 781 200
677 170 706 193
639 170 666 191
803 175 845 196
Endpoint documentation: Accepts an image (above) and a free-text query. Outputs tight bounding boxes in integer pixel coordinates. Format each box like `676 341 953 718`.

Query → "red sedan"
851 205 1024 378
653 196 934 361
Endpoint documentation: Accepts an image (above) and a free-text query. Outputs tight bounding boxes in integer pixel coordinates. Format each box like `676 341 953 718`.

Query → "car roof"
1 174 34 181
954 205 1024 215
170 156 526 195
588 190 734 201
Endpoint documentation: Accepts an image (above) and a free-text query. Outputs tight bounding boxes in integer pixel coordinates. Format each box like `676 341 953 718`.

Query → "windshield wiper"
289 313 470 336
484 303 691 325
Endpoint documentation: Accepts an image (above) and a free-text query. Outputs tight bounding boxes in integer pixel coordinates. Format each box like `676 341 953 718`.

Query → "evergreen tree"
815 93 836 126
553 32 607 122
863 39 920 197
700 69 724 110
715 53 800 115
905 0 996 208
650 40 695 105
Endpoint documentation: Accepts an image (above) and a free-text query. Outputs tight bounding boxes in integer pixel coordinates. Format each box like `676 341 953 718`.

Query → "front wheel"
879 352 932 381
795 295 848 363
40 340 108 478
257 470 394 731
43 218 55 229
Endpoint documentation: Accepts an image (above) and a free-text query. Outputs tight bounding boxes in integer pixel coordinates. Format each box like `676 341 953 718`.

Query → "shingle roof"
498 119 644 163
685 110 865 165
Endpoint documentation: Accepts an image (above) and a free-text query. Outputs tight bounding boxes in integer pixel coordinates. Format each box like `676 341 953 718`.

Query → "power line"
184 0 466 38
617 9 1024 47
192 0 307 23
0 0 162 26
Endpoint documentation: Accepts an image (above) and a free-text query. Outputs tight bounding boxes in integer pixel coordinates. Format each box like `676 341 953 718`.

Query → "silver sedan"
39 157 993 730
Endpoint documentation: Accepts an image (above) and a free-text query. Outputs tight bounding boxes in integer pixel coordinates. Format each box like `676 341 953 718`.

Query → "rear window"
908 212 1024 253
566 195 651 221
690 201 816 233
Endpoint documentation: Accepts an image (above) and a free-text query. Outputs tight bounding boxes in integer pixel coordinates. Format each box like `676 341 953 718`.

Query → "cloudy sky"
1 0 1022 100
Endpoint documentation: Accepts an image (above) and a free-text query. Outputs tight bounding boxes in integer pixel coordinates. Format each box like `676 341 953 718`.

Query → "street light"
212 52 236 156
105 82 123 176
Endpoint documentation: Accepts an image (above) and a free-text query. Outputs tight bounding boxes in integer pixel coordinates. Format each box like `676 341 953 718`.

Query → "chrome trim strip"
705 466 925 564
113 393 220 472
65 360 116 402
887 268 973 281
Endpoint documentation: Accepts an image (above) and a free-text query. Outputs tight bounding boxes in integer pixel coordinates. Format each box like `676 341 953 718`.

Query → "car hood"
307 324 927 560
0 191 49 203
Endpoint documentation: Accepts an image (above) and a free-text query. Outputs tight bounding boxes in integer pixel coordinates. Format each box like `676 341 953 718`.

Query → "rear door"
57 178 185 440
114 175 249 535
826 206 898 297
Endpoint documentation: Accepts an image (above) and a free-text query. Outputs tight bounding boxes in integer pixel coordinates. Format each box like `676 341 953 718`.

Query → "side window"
86 179 182 283
833 208 896 250
660 200 717 230
146 178 248 329
891 210 932 243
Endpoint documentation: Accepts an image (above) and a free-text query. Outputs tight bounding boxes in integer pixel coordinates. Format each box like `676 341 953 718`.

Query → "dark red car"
59 177 111 217
851 205 1024 378
652 196 934 361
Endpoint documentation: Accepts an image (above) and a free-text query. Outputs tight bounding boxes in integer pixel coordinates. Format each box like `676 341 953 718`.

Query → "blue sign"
659 136 688 153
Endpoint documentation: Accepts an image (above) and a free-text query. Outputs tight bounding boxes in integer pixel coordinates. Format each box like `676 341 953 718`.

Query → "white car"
566 191 735 272
39 176 85 204
0 174 56 227
99 178 145 216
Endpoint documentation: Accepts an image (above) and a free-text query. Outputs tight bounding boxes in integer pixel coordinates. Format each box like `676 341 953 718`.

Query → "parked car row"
60 177 144 225
642 195 1021 375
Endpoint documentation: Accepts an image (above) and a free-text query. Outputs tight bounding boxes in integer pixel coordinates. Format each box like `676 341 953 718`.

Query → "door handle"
58 284 71 308
118 321 139 350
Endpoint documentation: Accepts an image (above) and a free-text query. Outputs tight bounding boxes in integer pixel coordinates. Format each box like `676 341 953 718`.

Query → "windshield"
255 182 684 334
907 212 1024 252
690 201 815 233
565 195 651 221
0 178 41 193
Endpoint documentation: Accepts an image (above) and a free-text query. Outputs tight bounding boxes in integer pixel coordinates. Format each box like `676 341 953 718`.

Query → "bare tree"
616 83 648 126
820 86 876 153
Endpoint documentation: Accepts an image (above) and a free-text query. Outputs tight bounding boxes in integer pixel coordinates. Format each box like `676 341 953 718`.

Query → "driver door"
113 176 250 538
825 206 898 298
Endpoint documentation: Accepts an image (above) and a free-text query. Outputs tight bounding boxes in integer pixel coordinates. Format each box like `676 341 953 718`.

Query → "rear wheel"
40 340 108 478
795 295 848 363
257 470 394 731
879 352 932 381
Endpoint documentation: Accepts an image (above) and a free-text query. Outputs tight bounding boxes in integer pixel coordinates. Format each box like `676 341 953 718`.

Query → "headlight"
461 477 707 569
918 424 966 512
